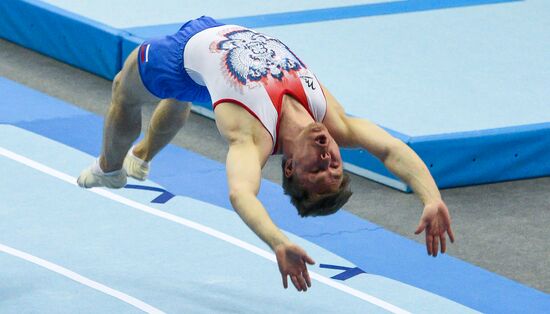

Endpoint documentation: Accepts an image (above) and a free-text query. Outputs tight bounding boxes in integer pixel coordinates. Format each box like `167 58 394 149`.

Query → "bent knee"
111 66 143 106
111 74 137 107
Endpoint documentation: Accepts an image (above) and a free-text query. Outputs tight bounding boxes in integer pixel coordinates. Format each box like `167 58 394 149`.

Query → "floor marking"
127 0 520 35
0 243 164 314
219 0 521 28
0 146 410 314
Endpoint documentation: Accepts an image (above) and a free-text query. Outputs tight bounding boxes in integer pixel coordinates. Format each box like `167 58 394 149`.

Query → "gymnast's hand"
415 199 455 257
275 243 315 291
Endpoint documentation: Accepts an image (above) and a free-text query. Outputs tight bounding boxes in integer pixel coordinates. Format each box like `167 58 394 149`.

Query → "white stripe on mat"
0 243 164 314
0 146 410 314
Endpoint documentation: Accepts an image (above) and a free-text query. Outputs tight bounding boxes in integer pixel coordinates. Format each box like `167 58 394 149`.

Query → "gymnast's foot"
123 146 150 181
77 158 127 189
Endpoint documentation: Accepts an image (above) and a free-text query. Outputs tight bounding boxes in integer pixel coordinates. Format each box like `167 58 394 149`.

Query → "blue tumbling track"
1 77 549 312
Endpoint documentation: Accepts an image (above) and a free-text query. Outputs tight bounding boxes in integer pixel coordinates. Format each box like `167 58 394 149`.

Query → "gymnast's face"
288 122 344 194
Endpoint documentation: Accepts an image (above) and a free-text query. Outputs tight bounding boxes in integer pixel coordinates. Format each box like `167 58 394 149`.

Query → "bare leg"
77 48 159 188
123 99 190 181
100 49 159 172
133 99 191 162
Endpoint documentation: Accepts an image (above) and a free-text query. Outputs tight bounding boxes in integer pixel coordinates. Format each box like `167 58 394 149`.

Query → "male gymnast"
78 16 455 292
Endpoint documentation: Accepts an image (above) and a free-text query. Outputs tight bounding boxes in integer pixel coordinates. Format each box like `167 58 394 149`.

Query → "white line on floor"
0 146 410 314
0 243 164 314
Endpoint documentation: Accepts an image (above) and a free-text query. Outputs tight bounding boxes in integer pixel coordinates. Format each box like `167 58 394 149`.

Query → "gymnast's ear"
283 158 294 178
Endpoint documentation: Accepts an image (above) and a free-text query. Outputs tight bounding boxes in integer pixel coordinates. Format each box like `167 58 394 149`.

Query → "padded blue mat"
1 0 548 191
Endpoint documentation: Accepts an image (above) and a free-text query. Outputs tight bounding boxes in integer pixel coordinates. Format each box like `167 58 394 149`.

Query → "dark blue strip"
220 0 521 28
124 184 175 204
319 264 351 271
126 0 520 38
320 264 367 281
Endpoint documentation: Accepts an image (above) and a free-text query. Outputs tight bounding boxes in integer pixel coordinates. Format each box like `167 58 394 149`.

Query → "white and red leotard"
183 25 327 154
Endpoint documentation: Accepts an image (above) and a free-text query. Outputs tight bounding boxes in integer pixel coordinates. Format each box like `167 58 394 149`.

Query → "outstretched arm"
323 88 455 256
347 117 454 256
225 138 315 290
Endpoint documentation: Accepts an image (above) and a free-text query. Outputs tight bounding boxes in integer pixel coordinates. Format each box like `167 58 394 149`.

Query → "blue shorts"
137 16 224 103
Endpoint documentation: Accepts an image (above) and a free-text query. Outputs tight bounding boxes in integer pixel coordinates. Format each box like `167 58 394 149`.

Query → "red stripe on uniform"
262 72 313 153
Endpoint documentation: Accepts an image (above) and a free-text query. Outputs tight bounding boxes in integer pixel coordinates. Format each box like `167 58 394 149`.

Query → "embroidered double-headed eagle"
211 29 305 88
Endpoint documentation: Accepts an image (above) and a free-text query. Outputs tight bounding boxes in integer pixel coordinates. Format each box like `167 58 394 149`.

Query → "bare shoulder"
321 86 355 147
321 86 401 155
214 102 272 161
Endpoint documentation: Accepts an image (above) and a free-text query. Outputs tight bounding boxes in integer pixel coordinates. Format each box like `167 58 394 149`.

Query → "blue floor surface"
1 77 548 312
1 124 482 313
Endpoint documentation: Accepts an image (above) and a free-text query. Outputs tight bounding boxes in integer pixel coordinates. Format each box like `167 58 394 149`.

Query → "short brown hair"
281 157 353 217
